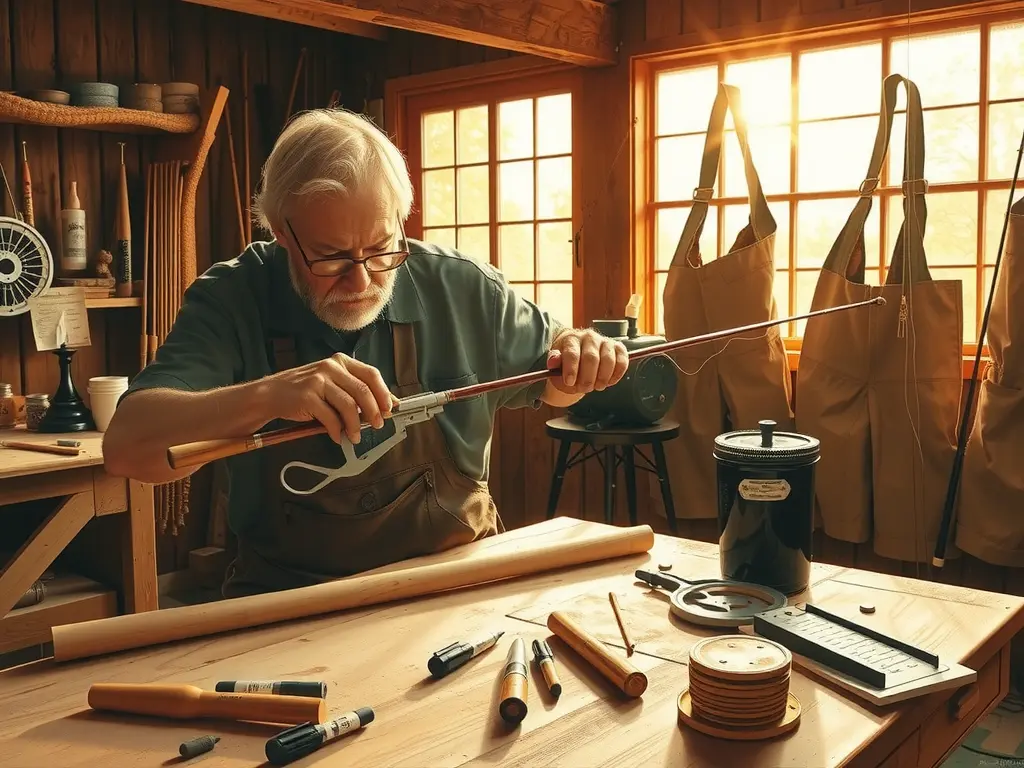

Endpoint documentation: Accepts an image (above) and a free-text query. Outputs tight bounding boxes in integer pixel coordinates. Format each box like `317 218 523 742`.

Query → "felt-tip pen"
265 707 374 766
428 630 504 678
215 680 327 698
532 638 562 698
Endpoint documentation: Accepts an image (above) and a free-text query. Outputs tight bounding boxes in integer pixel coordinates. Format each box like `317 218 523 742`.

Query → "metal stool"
544 416 679 532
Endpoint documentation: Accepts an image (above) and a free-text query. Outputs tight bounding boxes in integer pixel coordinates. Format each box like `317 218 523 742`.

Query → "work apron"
656 81 794 520
222 321 500 597
956 194 1024 566
795 74 963 563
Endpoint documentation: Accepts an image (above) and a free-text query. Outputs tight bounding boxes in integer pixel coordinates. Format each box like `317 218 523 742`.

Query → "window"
400 71 581 328
642 16 1024 349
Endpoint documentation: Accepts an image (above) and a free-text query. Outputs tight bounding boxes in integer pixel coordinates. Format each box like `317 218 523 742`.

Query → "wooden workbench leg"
122 480 158 613
0 491 96 616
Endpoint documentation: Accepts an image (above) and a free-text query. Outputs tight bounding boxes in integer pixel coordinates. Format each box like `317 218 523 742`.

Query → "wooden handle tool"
547 611 647 698
1 440 81 456
87 683 326 725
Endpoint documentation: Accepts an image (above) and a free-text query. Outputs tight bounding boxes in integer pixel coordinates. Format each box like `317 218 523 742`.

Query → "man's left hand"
546 328 629 395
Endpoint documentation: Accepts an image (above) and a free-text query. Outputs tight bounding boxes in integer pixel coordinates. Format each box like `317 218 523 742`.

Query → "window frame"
630 6 1024 377
385 59 585 328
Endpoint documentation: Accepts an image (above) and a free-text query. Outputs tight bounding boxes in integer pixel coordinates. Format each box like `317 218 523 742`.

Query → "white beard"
287 259 396 331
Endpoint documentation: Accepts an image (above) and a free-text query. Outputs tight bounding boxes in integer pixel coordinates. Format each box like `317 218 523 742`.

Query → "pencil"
609 592 635 655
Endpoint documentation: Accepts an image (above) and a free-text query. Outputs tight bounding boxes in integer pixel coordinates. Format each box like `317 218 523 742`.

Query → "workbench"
0 517 1020 767
0 426 158 658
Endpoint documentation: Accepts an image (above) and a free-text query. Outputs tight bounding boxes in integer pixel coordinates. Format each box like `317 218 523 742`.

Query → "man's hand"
546 328 629 396
266 354 399 444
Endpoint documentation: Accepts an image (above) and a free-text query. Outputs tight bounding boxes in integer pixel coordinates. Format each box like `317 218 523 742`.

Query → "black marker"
428 631 504 679
215 680 326 698
265 708 374 766
179 735 219 758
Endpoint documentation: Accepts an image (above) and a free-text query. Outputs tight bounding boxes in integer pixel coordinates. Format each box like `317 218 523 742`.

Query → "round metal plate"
669 580 788 628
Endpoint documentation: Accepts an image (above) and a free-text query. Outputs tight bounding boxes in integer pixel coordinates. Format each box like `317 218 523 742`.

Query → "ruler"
743 603 977 706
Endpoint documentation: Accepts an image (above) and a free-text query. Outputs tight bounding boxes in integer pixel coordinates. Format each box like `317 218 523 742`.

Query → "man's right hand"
264 354 400 445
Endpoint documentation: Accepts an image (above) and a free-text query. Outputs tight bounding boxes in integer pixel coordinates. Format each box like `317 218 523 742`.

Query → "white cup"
88 376 128 432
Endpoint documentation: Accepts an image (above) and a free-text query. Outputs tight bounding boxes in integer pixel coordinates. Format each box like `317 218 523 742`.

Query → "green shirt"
124 239 565 534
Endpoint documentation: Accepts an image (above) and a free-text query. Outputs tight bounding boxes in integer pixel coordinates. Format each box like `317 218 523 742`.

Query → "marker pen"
498 637 529 725
427 630 504 679
215 680 327 699
532 638 562 698
265 707 374 766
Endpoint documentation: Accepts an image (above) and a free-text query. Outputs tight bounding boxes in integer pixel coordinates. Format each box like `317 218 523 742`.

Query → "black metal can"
714 419 820 595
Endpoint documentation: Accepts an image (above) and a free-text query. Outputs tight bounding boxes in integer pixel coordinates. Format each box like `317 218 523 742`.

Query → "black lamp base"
37 344 95 433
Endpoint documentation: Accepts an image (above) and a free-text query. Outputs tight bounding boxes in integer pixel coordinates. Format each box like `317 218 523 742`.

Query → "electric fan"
0 214 53 316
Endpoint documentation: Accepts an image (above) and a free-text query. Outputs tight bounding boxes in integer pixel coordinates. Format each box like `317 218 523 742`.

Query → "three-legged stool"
544 416 679 533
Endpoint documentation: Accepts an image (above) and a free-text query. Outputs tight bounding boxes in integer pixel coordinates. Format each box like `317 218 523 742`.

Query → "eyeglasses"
285 216 410 277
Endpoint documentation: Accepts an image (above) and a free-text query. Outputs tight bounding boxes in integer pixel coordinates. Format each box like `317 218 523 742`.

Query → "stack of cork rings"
678 635 801 740
68 82 119 107
162 83 200 114
122 83 163 112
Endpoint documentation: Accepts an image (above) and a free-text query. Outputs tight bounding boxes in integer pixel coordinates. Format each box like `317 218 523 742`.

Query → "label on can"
738 478 791 502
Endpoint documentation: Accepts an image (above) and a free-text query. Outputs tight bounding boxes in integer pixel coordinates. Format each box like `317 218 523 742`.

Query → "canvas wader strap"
670 82 774 270
823 73 930 285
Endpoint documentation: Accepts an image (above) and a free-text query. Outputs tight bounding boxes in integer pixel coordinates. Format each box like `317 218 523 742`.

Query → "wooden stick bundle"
144 159 190 534
50 522 654 662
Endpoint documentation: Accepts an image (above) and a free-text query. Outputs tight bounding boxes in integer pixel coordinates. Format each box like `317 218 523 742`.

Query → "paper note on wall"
27 287 92 351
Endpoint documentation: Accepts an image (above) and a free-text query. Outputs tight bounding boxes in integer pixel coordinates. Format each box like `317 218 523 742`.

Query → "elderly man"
103 108 628 598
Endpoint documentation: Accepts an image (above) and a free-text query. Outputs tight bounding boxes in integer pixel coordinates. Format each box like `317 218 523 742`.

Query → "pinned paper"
28 287 91 351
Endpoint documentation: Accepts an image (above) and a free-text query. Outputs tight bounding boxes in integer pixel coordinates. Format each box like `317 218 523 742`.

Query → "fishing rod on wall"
933 126 1024 567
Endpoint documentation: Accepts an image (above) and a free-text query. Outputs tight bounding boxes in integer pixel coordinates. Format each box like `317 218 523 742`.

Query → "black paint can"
714 419 820 595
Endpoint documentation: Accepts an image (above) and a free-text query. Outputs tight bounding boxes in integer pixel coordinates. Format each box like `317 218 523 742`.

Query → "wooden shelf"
0 575 118 655
0 92 199 134
85 297 142 309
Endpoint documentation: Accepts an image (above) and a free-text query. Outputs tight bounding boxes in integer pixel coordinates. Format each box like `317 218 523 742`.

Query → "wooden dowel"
242 50 251 243
284 47 306 125
140 163 151 367
609 592 635 655
88 683 325 726
224 107 245 251
51 525 655 662
547 611 647 698
1 441 81 456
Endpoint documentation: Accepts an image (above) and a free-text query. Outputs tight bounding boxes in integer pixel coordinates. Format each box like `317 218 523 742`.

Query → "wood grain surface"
0 518 1021 767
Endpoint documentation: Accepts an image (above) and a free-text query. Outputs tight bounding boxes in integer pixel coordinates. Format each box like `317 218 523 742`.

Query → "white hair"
253 108 413 233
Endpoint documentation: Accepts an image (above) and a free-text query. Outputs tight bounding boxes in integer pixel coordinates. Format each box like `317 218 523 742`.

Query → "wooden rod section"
88 683 326 725
547 610 647 698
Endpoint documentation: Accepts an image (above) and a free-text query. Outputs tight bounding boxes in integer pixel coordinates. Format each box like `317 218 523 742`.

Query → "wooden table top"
1 519 1022 767
0 425 104 479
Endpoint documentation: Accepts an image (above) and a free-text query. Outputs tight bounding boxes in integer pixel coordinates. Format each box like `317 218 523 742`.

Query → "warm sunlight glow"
649 21 1024 344
421 93 575 327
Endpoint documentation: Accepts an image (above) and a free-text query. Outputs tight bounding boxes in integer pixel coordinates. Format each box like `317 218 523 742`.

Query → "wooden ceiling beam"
182 0 388 40
183 0 618 66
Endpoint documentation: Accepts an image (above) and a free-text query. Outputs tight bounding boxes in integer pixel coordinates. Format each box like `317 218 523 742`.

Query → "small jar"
25 393 50 431
0 383 14 428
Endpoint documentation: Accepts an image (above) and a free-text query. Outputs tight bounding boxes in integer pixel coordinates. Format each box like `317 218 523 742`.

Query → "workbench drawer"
918 647 1007 767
